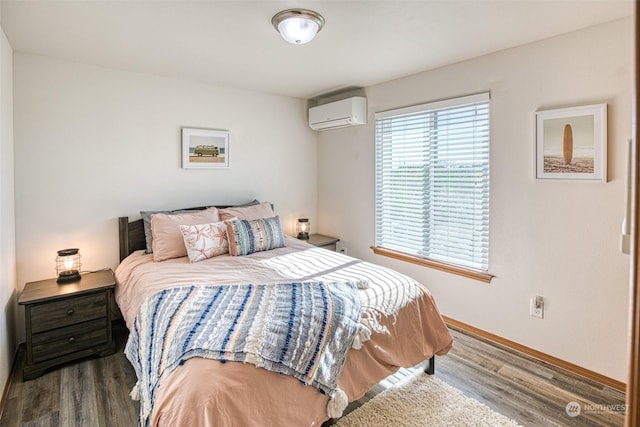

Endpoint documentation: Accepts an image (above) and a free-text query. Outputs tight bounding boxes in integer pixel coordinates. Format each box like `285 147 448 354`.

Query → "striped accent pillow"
225 216 286 256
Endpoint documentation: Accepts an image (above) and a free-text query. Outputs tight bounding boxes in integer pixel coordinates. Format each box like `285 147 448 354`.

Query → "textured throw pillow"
225 216 286 256
151 208 220 262
219 201 275 221
180 220 231 263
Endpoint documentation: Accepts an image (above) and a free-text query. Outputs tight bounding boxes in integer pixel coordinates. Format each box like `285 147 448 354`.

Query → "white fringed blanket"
125 281 370 426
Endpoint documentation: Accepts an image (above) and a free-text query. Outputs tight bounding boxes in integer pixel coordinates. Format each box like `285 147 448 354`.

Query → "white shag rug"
335 374 521 427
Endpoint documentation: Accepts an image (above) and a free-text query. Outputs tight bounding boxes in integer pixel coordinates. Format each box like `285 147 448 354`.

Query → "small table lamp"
56 248 81 283
296 218 310 240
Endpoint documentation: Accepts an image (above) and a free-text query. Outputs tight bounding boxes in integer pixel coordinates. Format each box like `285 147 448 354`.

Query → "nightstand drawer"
30 292 107 334
31 318 108 363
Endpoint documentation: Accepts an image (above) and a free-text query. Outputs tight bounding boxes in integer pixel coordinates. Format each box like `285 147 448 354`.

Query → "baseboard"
0 342 24 421
442 316 626 392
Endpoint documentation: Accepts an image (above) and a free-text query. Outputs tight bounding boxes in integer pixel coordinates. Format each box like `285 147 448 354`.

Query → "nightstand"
18 269 117 380
308 234 340 251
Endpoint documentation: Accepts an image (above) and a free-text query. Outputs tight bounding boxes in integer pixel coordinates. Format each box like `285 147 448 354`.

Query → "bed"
115 202 453 427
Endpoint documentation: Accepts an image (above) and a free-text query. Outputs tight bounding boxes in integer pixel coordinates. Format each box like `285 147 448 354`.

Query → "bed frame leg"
424 355 435 375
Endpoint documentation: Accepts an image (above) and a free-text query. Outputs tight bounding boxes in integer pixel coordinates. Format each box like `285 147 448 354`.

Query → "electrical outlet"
530 296 544 319
338 247 348 255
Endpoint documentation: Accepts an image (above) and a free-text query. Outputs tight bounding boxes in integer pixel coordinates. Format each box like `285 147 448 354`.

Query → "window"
374 93 490 278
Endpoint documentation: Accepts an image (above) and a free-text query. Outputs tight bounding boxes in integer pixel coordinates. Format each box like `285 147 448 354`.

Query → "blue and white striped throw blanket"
125 281 370 426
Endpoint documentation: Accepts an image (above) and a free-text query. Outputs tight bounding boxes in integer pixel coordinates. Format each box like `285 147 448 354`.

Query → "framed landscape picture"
182 127 229 169
535 104 607 181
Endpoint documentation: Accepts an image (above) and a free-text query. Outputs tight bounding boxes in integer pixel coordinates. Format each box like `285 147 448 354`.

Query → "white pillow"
180 220 232 263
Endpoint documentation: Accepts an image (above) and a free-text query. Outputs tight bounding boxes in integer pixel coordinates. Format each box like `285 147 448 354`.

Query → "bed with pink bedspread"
115 204 452 427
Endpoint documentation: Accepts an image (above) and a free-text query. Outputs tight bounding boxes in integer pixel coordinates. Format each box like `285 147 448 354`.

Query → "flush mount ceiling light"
271 9 325 45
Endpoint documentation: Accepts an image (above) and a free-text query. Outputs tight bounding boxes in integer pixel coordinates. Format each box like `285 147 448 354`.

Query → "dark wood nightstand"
18 269 117 380
308 234 340 251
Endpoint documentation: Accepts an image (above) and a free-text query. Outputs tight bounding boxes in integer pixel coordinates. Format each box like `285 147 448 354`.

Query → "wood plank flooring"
1 324 138 427
0 323 626 426
436 326 625 427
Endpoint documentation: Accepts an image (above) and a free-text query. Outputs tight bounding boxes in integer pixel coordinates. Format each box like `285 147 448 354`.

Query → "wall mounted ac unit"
308 96 367 131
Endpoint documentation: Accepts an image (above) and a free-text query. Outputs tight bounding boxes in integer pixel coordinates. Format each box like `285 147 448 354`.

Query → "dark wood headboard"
118 216 147 262
118 205 236 262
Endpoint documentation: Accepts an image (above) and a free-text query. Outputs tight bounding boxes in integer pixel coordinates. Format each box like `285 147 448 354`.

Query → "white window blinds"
375 93 490 272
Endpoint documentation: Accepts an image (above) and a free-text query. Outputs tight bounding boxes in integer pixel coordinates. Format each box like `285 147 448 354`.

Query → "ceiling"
0 1 634 99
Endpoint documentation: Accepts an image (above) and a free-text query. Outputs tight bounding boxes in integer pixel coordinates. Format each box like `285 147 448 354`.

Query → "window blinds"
374 93 490 272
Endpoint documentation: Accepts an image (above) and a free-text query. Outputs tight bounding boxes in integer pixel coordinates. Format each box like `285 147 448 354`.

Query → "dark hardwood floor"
1 324 138 427
0 323 626 426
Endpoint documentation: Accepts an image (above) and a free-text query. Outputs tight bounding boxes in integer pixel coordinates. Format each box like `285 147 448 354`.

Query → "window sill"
371 246 494 284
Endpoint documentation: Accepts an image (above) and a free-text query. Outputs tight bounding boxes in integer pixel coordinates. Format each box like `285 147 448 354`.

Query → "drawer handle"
66 309 75 316
68 336 76 344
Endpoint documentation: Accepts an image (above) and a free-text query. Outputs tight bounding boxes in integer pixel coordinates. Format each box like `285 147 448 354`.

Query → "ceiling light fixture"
271 9 325 45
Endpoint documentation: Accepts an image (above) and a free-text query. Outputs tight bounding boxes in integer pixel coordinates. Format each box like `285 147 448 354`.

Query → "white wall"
0 24 15 392
13 54 318 340
317 18 632 382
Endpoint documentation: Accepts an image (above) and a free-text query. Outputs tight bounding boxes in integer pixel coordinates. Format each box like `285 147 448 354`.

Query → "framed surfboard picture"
535 103 607 181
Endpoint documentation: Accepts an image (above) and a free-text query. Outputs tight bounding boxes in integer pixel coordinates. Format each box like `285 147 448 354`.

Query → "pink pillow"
219 202 275 221
180 221 230 263
151 207 220 262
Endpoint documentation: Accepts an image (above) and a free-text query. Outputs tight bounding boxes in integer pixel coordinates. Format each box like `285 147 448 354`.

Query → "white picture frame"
182 127 229 169
535 104 607 181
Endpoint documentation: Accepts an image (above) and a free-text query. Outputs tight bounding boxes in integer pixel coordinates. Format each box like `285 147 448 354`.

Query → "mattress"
115 236 452 426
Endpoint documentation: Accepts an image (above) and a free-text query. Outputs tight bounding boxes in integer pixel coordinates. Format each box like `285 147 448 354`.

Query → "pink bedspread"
115 237 452 426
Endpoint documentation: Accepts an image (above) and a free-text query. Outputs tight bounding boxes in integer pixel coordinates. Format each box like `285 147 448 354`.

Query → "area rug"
335 374 521 427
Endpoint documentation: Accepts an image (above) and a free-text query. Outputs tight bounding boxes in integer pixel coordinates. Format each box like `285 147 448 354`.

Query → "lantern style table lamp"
56 248 81 283
296 218 310 240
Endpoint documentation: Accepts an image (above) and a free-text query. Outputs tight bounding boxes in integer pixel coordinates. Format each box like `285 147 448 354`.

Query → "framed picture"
182 127 229 169
535 104 607 181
